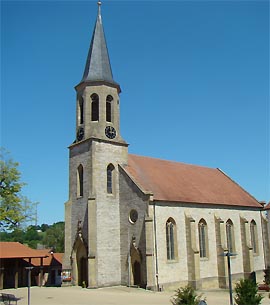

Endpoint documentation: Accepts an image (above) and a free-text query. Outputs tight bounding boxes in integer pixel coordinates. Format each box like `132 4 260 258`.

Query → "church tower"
63 1 128 288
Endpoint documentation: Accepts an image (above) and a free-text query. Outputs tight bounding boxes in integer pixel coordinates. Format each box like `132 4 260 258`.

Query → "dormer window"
91 93 99 121
106 95 113 122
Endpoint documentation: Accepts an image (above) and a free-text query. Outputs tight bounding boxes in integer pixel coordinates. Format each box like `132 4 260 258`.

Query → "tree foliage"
0 222 65 252
171 285 204 305
43 222 65 252
234 278 263 305
0 148 36 230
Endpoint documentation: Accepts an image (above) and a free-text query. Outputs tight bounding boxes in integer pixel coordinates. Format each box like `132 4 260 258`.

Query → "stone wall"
154 202 265 289
119 167 149 287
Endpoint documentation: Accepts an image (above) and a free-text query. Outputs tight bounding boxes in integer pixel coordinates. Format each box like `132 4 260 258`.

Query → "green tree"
24 225 42 248
0 148 36 231
234 278 263 305
43 222 65 252
171 285 204 305
40 223 50 232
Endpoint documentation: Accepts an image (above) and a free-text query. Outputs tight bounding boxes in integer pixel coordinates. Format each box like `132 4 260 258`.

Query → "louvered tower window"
91 93 99 121
79 96 84 124
106 95 113 122
77 165 84 197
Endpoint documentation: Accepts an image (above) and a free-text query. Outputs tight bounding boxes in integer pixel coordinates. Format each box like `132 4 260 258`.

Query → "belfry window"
77 165 83 197
79 96 84 124
250 220 258 254
226 219 235 253
107 164 115 194
106 95 113 122
91 93 99 121
166 218 177 260
198 219 208 258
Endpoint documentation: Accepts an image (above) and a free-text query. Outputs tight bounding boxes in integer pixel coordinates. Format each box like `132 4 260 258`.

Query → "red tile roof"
28 250 63 266
264 202 270 210
0 242 48 259
123 154 261 208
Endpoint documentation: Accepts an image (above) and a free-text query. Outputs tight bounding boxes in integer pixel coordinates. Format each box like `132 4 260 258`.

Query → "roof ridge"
128 153 217 171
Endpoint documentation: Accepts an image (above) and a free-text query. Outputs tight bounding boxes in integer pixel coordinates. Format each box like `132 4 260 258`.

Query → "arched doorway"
130 243 143 288
73 238 88 287
79 256 88 287
133 261 141 286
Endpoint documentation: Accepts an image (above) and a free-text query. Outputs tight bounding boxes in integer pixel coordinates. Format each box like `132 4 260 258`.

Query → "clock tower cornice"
75 80 121 94
69 137 129 150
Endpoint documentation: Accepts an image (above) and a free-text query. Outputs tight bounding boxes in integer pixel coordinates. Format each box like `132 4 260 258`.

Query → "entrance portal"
79 257 88 287
133 261 141 286
73 238 88 287
130 243 143 288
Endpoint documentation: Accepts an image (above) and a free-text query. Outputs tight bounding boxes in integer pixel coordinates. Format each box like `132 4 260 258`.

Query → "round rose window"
129 209 138 224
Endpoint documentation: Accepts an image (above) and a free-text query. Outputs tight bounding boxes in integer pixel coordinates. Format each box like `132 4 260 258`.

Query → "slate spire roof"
81 1 117 85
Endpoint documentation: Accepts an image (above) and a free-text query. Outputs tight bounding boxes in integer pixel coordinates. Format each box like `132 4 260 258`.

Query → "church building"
63 2 268 290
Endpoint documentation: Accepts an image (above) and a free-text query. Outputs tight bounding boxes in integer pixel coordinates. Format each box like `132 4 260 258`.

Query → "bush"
234 278 263 305
171 285 204 305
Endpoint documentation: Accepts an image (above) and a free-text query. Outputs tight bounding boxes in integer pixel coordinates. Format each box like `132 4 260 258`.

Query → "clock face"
105 126 116 139
77 127 84 141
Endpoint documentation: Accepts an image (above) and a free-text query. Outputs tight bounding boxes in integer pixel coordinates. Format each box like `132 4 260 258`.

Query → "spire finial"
97 1 102 17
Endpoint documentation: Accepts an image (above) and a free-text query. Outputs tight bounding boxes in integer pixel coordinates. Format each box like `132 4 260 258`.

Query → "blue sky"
1 0 269 225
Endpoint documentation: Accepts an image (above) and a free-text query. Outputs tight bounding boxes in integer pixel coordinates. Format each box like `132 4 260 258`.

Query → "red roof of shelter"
123 154 261 208
27 250 63 266
0 242 48 259
264 202 270 210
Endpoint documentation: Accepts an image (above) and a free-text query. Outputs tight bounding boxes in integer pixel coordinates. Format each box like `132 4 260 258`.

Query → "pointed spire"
81 1 116 85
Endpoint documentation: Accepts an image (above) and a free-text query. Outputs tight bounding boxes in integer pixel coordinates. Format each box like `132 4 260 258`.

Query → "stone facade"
63 2 269 291
153 203 265 290
262 206 270 268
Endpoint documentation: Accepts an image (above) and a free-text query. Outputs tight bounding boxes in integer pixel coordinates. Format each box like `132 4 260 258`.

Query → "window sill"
200 257 209 261
166 259 179 264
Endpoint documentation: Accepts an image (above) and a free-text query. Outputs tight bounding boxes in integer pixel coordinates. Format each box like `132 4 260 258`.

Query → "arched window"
107 164 115 194
166 218 177 260
79 96 84 124
198 219 208 258
106 95 113 122
226 219 235 253
77 165 83 197
91 93 99 121
250 220 258 254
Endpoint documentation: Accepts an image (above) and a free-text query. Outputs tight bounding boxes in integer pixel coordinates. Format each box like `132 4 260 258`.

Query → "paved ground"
1 286 269 305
